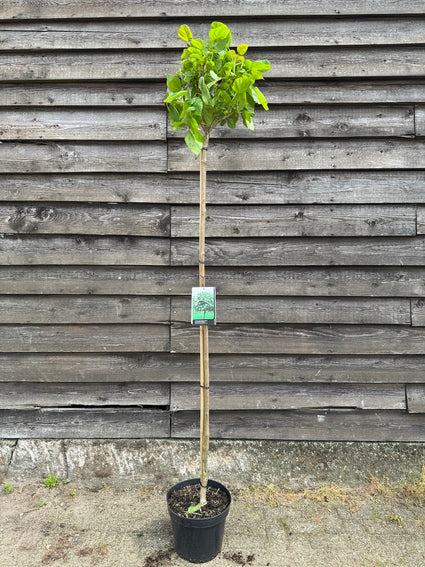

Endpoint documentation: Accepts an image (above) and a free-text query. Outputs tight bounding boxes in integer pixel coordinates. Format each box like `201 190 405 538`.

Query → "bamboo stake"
199 137 209 507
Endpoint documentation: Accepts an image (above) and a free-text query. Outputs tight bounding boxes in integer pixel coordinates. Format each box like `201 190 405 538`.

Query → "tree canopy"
164 21 271 154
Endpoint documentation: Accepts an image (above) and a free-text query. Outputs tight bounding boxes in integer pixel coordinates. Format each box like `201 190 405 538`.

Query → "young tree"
165 21 271 507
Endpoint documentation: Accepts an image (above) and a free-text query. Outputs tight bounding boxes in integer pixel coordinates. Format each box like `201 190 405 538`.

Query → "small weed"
3 481 14 495
368 476 396 498
389 513 403 526
278 517 291 532
242 483 283 507
68 488 77 497
43 473 70 489
404 465 425 503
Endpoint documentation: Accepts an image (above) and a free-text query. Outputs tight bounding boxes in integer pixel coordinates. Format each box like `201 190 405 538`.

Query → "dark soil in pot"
168 482 230 519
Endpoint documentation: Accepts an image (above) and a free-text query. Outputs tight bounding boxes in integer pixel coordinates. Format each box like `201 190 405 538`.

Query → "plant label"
191 287 216 326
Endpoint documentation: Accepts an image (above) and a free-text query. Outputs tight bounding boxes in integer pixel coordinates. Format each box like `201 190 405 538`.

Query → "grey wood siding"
1 4 425 441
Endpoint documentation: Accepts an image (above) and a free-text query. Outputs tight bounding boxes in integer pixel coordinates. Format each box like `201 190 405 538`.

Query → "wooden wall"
1 1 425 441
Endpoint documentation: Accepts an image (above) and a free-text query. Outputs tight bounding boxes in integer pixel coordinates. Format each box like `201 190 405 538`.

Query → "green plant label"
191 287 216 326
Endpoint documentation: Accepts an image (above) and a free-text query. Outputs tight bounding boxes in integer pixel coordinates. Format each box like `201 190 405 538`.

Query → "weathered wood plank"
2 18 424 49
0 408 169 439
0 382 169 409
0 324 169 353
0 142 166 173
0 82 164 107
2 48 425 81
172 410 425 441
3 1 425 19
411 299 425 326
172 205 416 237
170 106 414 139
2 171 425 205
0 236 169 265
414 104 425 136
171 297 411 325
262 80 425 105
415 206 425 235
0 110 166 141
171 324 425 355
0 296 169 324
1 81 425 108
171 383 406 411
1 353 424 384
0 267 187 295
406 385 425 413
171 237 425 267
0 204 170 236
0 266 424 297
168 139 425 172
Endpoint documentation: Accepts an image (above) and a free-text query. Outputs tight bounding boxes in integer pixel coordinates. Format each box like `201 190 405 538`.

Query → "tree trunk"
199 137 209 506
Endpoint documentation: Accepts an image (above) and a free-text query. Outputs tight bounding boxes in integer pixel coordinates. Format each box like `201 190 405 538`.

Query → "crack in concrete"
6 440 18 475
62 440 69 479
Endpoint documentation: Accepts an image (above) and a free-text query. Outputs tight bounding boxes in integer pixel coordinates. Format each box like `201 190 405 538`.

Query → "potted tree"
164 21 270 563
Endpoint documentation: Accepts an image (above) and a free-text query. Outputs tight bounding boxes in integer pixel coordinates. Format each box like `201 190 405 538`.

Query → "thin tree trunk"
199 137 209 506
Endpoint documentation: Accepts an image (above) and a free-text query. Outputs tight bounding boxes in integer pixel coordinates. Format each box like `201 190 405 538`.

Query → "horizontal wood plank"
0 82 164 107
2 48 425 81
0 408 169 438
171 324 425 355
0 267 188 295
2 19 424 49
0 142 166 173
0 204 170 236
172 205 416 238
169 106 414 139
171 237 425 267
0 266 424 297
0 324 169 353
3 1 425 19
0 296 169 324
171 383 406 411
171 297 411 325
262 80 425 105
0 382 169 409
168 139 425 172
0 353 191 383
0 236 169 265
0 353 424 383
0 110 166 141
171 410 425 441
1 81 425 108
2 171 425 204
406 385 425 413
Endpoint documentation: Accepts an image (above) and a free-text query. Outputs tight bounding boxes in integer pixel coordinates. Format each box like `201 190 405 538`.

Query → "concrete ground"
1 474 425 567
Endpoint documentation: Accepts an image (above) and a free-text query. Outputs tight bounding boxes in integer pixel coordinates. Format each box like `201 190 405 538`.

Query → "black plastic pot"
167 478 231 563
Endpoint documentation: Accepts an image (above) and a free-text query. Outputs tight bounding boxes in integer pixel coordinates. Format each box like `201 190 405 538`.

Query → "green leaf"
185 129 203 155
232 76 252 94
227 113 238 129
237 44 248 56
253 86 269 111
209 21 232 50
252 60 272 73
199 76 212 105
188 503 202 514
190 97 203 119
178 25 193 42
242 110 254 130
164 89 188 103
166 74 182 93
167 102 181 123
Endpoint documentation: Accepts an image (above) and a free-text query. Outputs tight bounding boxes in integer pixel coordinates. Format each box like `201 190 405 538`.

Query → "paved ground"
1 475 425 567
